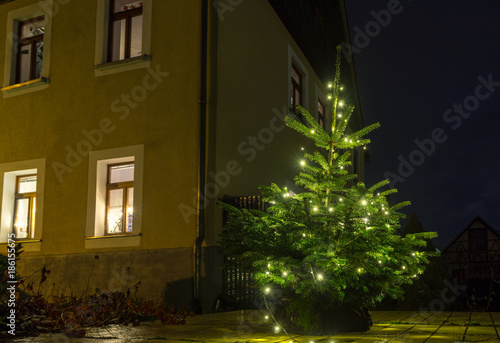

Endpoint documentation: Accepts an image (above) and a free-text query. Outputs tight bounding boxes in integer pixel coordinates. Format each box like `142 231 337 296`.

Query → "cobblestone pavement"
9 310 500 342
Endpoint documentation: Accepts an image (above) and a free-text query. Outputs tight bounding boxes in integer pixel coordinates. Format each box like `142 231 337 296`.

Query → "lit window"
13 175 37 239
108 0 143 62
0 160 44 249
290 64 302 110
106 163 134 234
86 145 143 248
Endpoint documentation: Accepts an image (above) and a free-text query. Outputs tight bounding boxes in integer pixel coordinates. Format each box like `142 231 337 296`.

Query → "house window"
290 64 302 110
95 0 151 75
0 158 45 250
16 16 45 84
3 4 52 97
13 175 36 239
106 163 134 234
288 46 309 113
318 99 325 129
86 145 143 248
469 228 487 251
108 0 143 62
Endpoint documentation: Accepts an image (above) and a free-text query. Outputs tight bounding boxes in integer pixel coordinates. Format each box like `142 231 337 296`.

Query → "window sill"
1 77 50 98
0 239 42 252
85 233 141 249
94 55 151 77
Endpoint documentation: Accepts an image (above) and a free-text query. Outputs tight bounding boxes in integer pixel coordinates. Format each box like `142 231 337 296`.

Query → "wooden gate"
218 195 266 310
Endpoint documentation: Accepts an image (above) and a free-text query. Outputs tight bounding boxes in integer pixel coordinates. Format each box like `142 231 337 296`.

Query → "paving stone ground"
9 310 500 343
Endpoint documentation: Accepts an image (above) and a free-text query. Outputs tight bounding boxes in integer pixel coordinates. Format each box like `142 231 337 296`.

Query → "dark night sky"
344 1 500 249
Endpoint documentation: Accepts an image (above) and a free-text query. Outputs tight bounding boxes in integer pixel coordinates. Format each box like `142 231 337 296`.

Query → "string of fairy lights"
251 77 425 340
257 210 422 334
260 241 422 340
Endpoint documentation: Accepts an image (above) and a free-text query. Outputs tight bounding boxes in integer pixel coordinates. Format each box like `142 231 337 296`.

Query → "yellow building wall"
0 0 203 306
0 0 200 253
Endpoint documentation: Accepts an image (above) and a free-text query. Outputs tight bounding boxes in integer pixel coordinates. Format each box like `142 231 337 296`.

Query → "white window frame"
288 44 309 111
0 159 45 251
85 145 143 249
94 0 152 77
2 3 53 98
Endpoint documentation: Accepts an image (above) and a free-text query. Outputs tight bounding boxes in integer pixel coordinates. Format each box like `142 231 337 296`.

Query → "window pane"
109 163 134 183
294 88 301 106
31 197 36 234
107 189 124 234
111 19 126 61
20 17 45 39
130 15 143 58
126 187 134 232
14 198 30 239
18 175 37 194
318 101 325 129
35 41 43 79
469 229 487 251
318 101 324 115
113 0 143 13
19 44 32 83
291 66 301 85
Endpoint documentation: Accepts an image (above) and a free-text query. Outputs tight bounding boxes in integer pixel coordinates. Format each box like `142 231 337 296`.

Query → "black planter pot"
275 300 372 335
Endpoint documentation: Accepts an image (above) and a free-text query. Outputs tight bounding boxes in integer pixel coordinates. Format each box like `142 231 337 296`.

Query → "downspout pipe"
194 0 208 314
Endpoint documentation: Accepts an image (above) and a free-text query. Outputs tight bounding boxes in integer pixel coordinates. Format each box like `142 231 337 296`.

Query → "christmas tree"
218 46 438 334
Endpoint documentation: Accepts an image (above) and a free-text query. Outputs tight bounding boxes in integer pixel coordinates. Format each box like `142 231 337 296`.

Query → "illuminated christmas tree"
219 46 438 334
